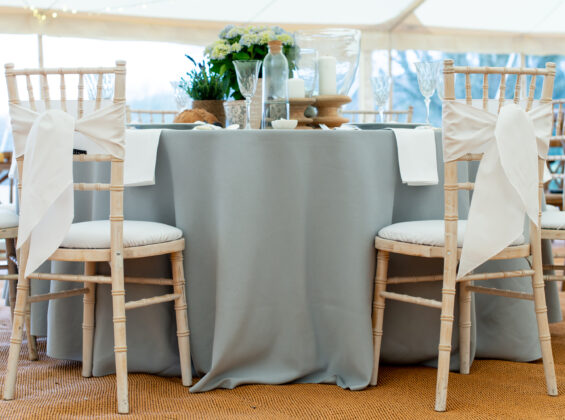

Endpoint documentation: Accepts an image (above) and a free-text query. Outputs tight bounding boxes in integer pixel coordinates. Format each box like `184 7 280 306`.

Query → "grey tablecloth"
30 128 561 392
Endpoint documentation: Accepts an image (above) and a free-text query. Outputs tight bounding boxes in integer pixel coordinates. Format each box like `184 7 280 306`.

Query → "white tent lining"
1 6 565 55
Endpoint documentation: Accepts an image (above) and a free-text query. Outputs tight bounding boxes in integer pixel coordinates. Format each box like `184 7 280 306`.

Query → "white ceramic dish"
271 119 298 129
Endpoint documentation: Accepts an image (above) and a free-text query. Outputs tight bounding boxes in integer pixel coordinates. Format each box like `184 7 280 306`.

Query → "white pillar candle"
318 56 337 95
287 78 305 98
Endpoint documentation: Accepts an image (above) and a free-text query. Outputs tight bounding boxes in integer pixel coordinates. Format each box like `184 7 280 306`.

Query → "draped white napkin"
443 100 552 278
9 102 125 276
391 128 438 186
124 129 161 186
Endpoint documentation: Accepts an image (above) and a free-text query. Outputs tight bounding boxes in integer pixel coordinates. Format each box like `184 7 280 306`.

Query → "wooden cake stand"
312 95 352 128
289 98 316 129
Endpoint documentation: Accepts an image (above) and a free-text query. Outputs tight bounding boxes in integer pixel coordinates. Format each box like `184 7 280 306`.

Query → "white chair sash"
443 100 552 278
9 103 125 276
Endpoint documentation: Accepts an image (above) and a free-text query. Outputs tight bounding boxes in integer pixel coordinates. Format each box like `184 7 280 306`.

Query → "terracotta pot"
192 100 226 127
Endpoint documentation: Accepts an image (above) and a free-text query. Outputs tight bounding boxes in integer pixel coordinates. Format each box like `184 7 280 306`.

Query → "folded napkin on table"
390 128 438 186
124 129 161 186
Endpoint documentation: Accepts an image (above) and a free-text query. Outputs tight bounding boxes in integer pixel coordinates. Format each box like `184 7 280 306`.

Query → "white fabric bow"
9 103 125 276
443 101 552 278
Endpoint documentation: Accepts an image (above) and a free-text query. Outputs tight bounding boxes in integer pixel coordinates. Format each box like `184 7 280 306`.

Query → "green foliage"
179 55 228 100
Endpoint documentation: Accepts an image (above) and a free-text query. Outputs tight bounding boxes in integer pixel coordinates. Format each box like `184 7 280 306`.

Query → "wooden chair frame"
371 59 558 412
543 100 565 208
126 106 178 124
0 228 35 359
3 61 191 414
341 106 414 123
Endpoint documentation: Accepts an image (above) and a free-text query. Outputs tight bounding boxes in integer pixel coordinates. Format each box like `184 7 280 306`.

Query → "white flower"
276 33 294 46
259 30 276 45
208 40 230 60
226 26 245 39
240 33 259 47
219 24 234 39
230 42 242 53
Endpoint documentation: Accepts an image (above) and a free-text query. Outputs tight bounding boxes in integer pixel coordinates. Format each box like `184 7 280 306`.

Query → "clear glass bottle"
261 40 289 129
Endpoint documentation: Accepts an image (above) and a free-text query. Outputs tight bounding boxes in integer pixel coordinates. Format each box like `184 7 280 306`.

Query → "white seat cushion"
541 211 565 230
0 204 18 228
377 220 525 247
61 220 183 249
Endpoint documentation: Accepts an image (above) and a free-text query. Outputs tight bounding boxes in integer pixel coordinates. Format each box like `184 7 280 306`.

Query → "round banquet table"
29 128 562 392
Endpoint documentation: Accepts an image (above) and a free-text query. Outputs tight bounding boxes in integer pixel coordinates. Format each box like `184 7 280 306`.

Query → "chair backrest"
551 99 565 146
4 60 127 255
341 107 414 123
442 58 555 255
126 106 177 123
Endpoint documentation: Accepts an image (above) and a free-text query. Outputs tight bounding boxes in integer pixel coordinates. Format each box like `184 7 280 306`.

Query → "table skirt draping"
27 129 561 392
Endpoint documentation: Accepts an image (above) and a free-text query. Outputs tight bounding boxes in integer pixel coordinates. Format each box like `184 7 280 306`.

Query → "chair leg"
371 251 389 386
435 265 458 411
82 262 96 378
7 238 37 361
6 238 17 323
111 264 129 413
25 299 38 361
171 251 192 386
531 227 558 396
2 275 30 400
458 281 472 375
8 279 16 321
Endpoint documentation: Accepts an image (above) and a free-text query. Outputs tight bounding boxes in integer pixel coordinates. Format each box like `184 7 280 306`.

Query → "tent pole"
520 52 526 100
38 33 45 100
37 33 44 68
388 46 393 111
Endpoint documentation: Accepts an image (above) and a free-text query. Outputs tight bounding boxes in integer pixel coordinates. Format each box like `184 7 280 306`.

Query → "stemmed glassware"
85 74 114 100
415 61 441 125
234 60 262 129
371 71 391 123
436 72 445 102
170 81 190 110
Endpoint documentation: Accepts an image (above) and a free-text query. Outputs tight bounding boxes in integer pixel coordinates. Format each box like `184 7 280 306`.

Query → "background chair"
341 106 414 123
371 59 557 411
126 106 178 124
3 61 191 414
544 99 565 209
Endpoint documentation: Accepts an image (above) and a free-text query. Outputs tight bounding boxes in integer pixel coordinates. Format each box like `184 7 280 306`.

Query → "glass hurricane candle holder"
295 28 361 96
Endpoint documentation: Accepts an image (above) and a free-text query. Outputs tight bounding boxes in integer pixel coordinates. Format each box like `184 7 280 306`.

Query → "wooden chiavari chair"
126 106 178 123
544 100 565 208
3 61 191 414
371 59 557 411
341 106 414 124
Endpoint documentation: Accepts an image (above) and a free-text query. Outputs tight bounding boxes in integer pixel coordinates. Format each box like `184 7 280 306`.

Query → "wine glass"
85 74 114 100
371 71 390 123
415 61 441 125
436 72 445 102
170 81 190 110
234 60 262 130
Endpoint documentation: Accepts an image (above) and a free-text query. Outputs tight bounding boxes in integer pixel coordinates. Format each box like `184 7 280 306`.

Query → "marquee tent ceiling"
1 0 565 54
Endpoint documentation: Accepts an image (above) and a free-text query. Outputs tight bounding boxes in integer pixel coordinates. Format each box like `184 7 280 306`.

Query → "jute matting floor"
0 298 565 420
